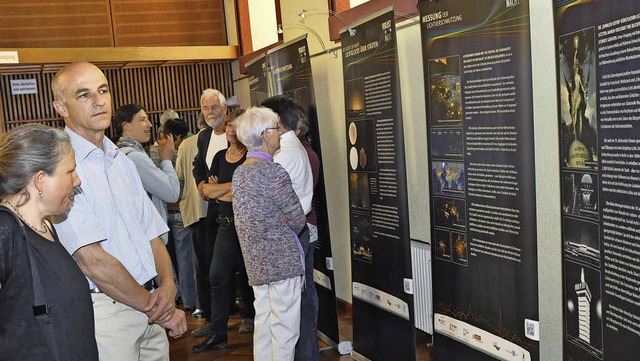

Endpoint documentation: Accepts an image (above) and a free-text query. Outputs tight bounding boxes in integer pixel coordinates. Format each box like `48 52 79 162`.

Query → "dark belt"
216 216 234 226
90 279 156 294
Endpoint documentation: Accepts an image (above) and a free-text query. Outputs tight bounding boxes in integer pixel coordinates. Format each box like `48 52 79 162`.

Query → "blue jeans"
167 212 197 309
209 223 255 336
294 225 320 361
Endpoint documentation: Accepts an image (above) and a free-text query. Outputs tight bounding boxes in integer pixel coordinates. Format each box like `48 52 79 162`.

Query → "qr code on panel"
526 321 535 337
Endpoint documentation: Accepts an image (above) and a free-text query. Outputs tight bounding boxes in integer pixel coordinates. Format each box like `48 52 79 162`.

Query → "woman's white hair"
235 107 278 151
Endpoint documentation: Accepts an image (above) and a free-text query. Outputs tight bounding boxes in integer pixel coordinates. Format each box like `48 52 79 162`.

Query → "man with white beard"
190 89 229 337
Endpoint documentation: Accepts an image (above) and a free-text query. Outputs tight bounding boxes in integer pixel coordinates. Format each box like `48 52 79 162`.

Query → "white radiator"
411 240 433 334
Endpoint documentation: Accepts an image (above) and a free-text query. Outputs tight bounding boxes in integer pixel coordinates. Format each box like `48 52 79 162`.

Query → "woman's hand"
159 134 176 161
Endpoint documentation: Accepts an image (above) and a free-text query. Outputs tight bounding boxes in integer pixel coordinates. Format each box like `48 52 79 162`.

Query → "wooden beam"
0 87 5 134
0 46 239 64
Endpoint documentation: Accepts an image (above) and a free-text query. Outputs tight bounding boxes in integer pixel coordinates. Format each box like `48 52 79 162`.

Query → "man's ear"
52 100 68 118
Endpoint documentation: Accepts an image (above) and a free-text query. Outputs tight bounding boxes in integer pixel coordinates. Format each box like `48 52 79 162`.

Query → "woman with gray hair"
0 124 98 360
232 107 306 361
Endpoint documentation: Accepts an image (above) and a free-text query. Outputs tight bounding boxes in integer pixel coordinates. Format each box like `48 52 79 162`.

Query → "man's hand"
160 309 187 338
144 284 176 324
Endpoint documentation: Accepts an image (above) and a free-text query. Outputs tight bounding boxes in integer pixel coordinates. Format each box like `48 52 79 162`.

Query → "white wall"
248 0 278 50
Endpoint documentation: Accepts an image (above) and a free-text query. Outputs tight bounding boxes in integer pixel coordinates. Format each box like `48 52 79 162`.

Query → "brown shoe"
239 318 254 334
190 321 211 337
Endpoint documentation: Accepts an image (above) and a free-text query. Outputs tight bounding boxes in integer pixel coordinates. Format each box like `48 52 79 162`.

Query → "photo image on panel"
563 217 600 268
431 161 465 198
428 55 462 127
562 171 599 219
351 213 373 263
435 228 452 262
430 128 464 159
347 119 377 172
433 197 466 230
346 77 366 119
451 232 468 266
349 173 371 210
564 261 603 359
558 27 597 169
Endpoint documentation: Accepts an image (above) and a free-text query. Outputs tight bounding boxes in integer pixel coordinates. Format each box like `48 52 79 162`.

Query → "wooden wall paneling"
174 65 180 108
194 64 203 100
189 65 196 108
152 67 160 112
160 67 168 111
188 65 195 108
110 0 227 47
134 68 141 107
17 74 27 120
42 73 50 120
35 72 43 120
43 73 51 120
0 77 5 134
166 66 175 110
176 65 185 110
141 68 150 112
177 65 185 110
0 0 114 48
4 76 11 123
225 62 233 97
1 62 233 134
144 68 153 111
165 66 173 110
126 68 134 105
4 46 238 64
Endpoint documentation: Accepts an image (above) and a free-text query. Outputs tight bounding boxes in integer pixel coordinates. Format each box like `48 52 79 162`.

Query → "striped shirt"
54 128 169 289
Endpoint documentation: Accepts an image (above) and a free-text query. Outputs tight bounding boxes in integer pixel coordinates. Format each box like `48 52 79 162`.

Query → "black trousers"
191 203 219 322
209 223 255 336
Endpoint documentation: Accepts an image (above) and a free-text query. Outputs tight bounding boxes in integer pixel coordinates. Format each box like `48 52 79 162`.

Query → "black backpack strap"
0 207 58 357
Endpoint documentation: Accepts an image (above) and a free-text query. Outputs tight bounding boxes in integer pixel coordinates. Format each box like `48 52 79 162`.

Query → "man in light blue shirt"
51 62 186 360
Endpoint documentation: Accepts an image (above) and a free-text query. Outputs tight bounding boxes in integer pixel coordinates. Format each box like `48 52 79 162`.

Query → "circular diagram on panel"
359 148 367 169
349 122 357 145
349 147 358 170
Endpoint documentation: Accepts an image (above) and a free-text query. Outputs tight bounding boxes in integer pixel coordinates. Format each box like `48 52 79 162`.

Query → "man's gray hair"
159 109 180 125
235 107 278 151
200 89 226 106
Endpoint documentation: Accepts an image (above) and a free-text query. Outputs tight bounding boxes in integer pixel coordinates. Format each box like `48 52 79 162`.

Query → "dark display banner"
420 1 539 360
266 35 340 344
554 1 640 360
246 54 270 106
341 7 416 361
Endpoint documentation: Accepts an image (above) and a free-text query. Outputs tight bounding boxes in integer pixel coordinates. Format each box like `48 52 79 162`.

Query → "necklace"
2 198 48 234
227 147 246 157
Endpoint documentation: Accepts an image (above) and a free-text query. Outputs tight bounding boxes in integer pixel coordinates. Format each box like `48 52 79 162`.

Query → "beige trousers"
91 292 169 361
252 276 303 361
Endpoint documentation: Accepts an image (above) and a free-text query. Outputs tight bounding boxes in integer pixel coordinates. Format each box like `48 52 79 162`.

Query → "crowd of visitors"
0 61 322 361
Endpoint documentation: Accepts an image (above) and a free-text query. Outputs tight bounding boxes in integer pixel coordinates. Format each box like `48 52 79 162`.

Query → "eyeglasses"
261 127 278 136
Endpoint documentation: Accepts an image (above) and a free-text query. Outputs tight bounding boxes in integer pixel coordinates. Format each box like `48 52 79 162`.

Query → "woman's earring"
38 191 44 198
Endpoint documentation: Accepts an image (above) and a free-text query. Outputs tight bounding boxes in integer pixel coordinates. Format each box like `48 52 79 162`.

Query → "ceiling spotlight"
299 10 306 19
277 24 283 34
347 27 356 37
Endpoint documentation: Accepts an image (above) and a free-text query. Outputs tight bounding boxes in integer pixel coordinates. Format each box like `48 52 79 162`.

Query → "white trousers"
91 293 169 361
252 276 303 361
